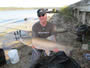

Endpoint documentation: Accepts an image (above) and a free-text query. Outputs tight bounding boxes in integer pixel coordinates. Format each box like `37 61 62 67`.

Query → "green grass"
59 6 77 22
60 6 73 17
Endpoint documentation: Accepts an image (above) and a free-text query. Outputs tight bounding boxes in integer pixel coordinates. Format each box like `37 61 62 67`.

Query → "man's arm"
52 24 57 41
52 24 67 35
47 24 56 42
32 25 39 38
32 25 39 48
32 30 38 38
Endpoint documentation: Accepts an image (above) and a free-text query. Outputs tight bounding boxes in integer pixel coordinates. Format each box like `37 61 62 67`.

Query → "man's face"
39 14 47 27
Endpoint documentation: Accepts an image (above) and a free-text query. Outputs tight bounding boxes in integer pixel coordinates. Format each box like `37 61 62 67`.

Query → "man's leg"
30 48 47 68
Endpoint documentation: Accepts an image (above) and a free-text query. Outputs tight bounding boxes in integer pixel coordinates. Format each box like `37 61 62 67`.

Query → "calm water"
0 9 39 49
0 9 38 23
0 9 39 34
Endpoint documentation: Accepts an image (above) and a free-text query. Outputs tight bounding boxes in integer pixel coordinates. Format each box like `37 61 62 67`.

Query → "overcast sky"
0 0 81 8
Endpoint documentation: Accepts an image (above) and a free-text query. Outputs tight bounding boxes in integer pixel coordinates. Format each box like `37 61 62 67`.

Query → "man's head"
37 9 48 27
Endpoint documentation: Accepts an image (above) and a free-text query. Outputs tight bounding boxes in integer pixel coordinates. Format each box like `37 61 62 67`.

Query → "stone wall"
49 13 89 68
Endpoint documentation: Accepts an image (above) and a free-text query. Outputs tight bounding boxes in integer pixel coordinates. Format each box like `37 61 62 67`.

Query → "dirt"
1 45 32 68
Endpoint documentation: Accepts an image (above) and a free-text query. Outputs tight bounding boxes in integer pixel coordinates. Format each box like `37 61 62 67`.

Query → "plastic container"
8 49 19 64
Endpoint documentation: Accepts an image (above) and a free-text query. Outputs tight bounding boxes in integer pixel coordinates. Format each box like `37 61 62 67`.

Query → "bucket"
8 49 19 64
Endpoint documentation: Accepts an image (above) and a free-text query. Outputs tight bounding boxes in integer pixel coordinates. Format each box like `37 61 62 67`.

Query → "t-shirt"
32 21 55 38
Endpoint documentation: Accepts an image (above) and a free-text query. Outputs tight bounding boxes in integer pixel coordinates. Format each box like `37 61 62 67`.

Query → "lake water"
0 9 39 49
0 9 38 23
0 9 39 34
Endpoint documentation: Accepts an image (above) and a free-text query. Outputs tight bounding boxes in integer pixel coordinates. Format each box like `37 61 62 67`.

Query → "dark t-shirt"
32 22 55 38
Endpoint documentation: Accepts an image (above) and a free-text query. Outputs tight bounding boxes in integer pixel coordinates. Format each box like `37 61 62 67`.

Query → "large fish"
19 37 32 46
32 38 73 55
19 28 67 46
19 38 73 56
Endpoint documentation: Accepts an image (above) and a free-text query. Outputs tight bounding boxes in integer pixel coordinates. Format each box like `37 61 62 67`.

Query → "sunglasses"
38 13 45 17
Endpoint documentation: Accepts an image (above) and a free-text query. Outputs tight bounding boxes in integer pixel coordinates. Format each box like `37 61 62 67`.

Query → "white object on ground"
8 49 19 64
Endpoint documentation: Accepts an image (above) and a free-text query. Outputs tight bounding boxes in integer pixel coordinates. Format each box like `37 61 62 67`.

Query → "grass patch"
59 6 77 22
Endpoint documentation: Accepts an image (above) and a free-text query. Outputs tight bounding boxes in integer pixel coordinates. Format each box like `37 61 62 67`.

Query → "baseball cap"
37 9 48 17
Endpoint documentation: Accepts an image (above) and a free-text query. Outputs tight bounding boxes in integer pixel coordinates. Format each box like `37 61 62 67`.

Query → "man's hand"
32 45 36 48
53 48 59 52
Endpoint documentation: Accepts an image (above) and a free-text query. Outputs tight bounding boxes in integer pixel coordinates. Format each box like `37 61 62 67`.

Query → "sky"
0 0 81 8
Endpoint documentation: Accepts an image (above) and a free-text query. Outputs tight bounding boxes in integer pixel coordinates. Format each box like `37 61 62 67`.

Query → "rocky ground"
50 13 90 68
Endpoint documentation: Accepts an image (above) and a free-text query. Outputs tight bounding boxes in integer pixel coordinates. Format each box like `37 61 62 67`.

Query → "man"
32 8 56 39
31 8 57 68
